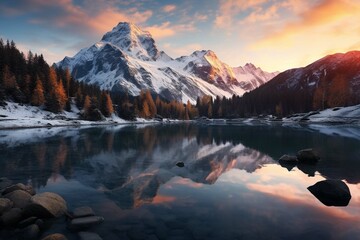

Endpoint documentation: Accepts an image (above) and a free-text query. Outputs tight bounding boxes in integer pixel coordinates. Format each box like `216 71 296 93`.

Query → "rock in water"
4 190 32 208
41 233 68 240
23 192 67 218
308 179 351 206
297 149 320 163
69 216 104 230
176 162 185 167
279 155 298 163
73 206 95 218
0 198 13 215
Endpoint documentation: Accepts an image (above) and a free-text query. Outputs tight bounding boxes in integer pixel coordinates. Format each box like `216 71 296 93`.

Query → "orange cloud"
145 21 195 39
253 0 360 49
162 4 177 13
215 0 268 28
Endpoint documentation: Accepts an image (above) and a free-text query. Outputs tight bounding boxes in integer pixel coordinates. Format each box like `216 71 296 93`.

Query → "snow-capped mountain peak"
57 22 278 103
101 22 159 60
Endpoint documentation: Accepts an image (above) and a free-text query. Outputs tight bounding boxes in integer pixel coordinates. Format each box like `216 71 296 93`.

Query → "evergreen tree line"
0 39 197 121
0 38 114 119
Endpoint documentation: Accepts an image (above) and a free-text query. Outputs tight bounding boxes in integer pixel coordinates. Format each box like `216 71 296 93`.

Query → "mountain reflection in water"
0 123 359 239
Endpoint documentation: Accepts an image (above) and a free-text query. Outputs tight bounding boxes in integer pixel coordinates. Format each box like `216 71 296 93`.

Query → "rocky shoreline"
0 178 104 240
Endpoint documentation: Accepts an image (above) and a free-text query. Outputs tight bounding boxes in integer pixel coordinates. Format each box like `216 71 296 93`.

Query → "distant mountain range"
240 50 360 115
57 22 278 103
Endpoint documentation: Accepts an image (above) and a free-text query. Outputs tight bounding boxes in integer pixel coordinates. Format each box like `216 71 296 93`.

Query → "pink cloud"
162 4 177 13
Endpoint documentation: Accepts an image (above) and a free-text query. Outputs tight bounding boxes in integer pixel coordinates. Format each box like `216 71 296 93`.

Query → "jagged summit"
57 22 278 103
101 22 159 60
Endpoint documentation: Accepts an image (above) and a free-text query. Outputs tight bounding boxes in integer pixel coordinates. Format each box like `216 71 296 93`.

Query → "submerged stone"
308 179 351 206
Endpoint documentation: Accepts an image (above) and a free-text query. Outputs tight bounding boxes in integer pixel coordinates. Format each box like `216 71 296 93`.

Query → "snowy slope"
58 22 277 103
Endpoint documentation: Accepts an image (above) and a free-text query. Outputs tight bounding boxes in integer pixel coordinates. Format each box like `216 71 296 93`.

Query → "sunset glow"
1 0 359 71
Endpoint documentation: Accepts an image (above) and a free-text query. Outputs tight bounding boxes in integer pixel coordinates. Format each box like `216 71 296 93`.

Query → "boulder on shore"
297 149 320 163
4 190 32 208
23 192 67 218
1 207 22 226
0 198 13 215
308 179 351 206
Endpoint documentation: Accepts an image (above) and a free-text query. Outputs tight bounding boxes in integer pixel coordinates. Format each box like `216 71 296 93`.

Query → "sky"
1 0 360 72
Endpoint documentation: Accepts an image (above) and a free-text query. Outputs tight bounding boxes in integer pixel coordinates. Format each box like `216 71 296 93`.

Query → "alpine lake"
0 123 359 240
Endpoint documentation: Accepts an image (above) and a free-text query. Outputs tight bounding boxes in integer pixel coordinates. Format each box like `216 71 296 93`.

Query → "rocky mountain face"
57 22 277 103
241 50 360 115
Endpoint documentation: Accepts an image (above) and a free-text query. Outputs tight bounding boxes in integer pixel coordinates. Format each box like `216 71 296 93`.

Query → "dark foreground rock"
0 198 13 214
21 223 40 240
297 149 320 163
23 192 67 218
4 189 32 208
41 233 68 240
1 207 22 225
308 179 351 206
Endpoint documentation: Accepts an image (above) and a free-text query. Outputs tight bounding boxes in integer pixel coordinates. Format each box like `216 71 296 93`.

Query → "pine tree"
100 92 114 117
31 77 45 106
145 90 156 117
142 101 151 118
46 68 67 112
2 65 17 92
83 95 91 116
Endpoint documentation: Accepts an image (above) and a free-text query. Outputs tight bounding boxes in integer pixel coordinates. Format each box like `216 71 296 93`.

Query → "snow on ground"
0 101 129 130
283 104 360 124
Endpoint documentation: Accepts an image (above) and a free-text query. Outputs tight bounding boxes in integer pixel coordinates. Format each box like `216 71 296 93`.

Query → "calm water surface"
0 123 359 240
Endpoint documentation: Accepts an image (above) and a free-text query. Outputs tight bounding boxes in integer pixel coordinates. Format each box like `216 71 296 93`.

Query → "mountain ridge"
57 22 278 103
